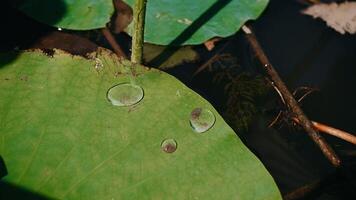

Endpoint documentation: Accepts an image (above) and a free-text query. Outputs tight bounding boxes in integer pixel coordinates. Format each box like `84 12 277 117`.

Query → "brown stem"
101 27 127 59
293 118 356 145
193 54 219 76
193 39 233 76
296 0 320 5
283 180 320 200
242 25 341 167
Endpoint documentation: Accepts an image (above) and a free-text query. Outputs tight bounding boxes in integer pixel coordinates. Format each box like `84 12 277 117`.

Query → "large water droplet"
107 83 144 106
189 108 215 133
161 139 177 153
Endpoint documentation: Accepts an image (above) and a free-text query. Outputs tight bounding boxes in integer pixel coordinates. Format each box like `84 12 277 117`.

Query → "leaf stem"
131 0 147 64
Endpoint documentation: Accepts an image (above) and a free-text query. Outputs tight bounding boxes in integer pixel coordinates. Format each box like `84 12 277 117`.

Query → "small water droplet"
161 139 177 153
189 108 215 133
107 83 144 106
95 58 103 70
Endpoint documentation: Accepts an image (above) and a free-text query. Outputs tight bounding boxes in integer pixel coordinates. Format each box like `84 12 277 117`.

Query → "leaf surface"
0 49 281 199
12 0 114 30
124 0 269 45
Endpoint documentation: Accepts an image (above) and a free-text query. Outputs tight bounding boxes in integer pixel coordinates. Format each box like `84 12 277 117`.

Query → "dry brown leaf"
204 37 222 51
302 2 356 34
111 0 133 33
31 31 98 56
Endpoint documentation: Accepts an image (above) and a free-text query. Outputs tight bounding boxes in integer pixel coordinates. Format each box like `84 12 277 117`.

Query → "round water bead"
189 108 215 133
107 83 144 106
161 139 177 153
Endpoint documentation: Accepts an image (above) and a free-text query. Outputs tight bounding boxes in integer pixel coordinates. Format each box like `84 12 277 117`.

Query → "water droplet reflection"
95 58 103 70
107 83 144 106
189 108 215 133
161 139 177 153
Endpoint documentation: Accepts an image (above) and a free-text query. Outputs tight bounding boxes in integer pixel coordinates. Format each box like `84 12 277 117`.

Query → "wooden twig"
268 86 356 145
283 180 320 200
293 118 356 145
242 25 341 167
194 54 220 76
131 0 147 64
101 27 127 59
268 111 282 128
293 87 318 103
296 0 320 6
193 39 233 76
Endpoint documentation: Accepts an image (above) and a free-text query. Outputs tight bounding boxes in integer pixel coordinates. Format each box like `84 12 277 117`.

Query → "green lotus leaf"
12 0 114 30
124 0 269 45
0 49 281 199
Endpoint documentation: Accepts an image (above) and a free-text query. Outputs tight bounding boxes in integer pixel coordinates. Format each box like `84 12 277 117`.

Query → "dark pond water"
168 0 356 199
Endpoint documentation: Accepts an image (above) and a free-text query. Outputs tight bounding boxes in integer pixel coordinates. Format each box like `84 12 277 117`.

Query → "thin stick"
292 118 356 145
283 180 320 200
101 27 127 59
242 25 341 167
131 0 147 64
193 39 232 76
312 122 356 145
297 0 320 5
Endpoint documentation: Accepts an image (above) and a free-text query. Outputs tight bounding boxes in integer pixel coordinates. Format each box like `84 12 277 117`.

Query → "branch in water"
242 25 341 167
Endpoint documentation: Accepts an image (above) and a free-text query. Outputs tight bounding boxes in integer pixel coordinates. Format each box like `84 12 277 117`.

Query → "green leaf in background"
143 43 199 69
124 0 269 45
0 49 281 199
12 0 114 30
